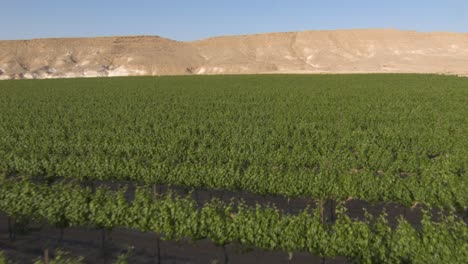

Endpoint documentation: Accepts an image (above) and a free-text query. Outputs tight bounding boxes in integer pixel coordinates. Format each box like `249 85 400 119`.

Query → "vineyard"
0 74 467 263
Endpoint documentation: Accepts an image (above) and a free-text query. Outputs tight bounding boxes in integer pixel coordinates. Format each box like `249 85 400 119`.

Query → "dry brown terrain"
1 29 468 80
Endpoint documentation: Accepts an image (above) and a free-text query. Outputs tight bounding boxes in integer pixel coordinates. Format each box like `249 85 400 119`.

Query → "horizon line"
1 28 467 43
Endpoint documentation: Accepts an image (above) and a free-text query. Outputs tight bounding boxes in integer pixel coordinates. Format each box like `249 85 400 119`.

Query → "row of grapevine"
0 177 466 263
0 75 466 208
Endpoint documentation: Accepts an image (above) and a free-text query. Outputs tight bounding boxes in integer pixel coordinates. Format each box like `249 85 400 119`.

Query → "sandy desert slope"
1 29 468 79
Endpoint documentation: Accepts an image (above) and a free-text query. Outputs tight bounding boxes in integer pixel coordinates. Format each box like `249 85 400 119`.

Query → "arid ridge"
1 29 468 80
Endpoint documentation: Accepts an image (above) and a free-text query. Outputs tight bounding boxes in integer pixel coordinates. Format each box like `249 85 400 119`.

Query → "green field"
0 74 467 263
1 74 467 206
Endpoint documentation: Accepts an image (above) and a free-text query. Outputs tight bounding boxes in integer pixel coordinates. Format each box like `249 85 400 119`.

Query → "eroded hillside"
1 29 468 79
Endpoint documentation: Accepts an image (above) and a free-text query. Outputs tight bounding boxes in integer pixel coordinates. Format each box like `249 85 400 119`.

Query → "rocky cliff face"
1 29 468 80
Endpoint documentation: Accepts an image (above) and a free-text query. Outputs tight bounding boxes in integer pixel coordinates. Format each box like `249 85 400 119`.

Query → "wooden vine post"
43 248 49 264
328 197 336 223
223 244 229 264
319 198 324 224
7 216 15 242
152 183 161 264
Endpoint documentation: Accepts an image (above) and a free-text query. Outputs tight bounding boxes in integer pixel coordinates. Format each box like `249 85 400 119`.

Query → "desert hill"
1 29 468 79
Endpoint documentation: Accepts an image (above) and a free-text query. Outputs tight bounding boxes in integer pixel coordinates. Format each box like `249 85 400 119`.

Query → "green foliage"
0 75 466 207
113 247 134 264
0 74 466 263
33 250 84 264
0 252 12 264
0 179 466 263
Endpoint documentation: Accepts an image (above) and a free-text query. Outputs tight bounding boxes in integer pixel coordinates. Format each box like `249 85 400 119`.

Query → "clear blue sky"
1 0 467 41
